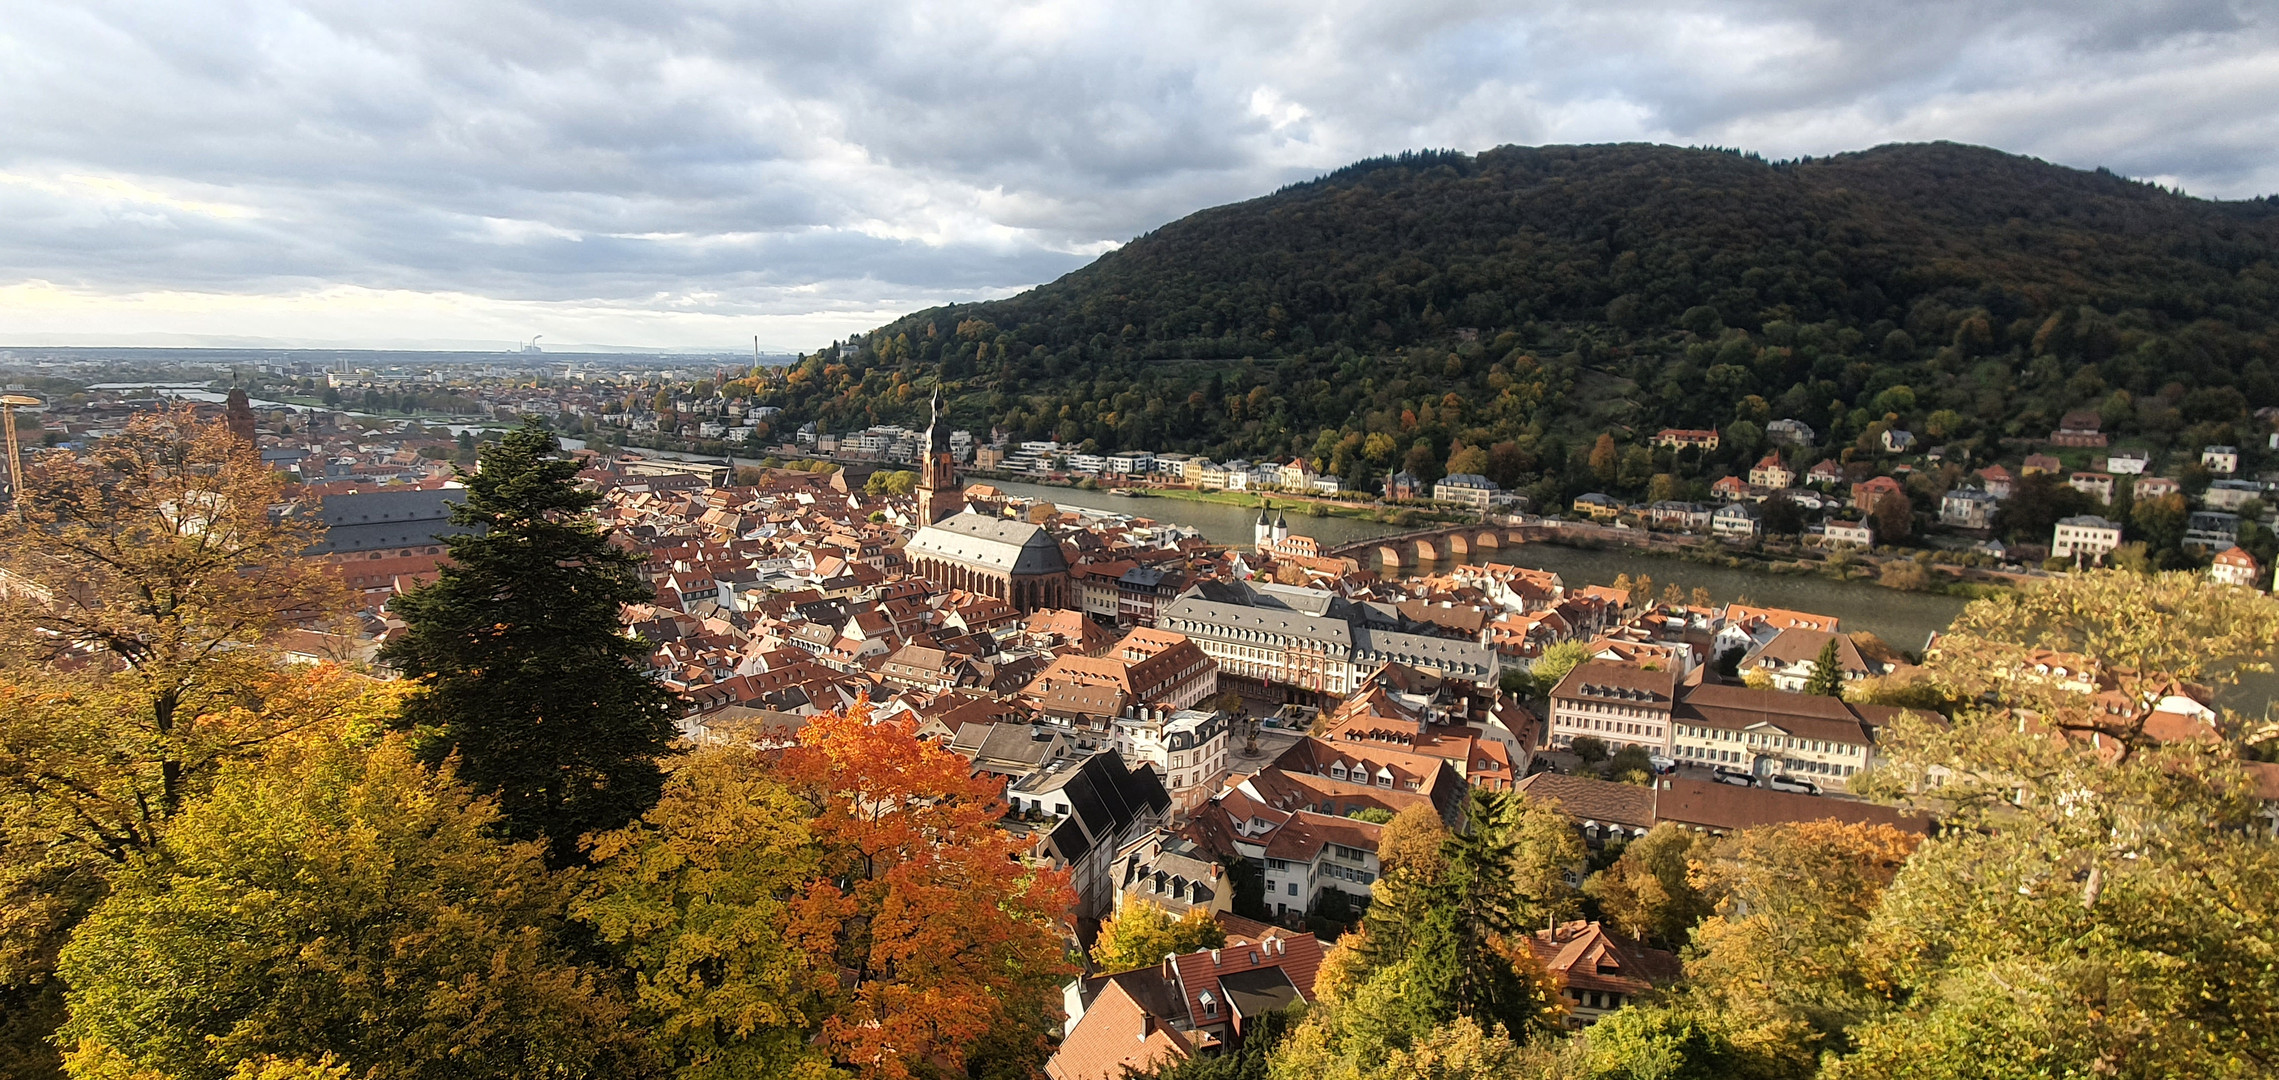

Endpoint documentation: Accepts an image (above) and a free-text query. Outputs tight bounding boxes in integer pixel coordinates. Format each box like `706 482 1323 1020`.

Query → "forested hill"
763 142 2279 504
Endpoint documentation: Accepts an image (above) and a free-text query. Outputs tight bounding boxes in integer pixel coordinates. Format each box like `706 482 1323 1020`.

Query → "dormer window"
1199 991 1218 1018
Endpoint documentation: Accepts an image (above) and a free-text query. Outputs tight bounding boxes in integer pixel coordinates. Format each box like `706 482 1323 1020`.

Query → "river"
986 480 1970 651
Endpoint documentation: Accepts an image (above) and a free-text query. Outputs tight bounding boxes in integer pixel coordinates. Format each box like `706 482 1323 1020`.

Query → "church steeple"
915 388 965 525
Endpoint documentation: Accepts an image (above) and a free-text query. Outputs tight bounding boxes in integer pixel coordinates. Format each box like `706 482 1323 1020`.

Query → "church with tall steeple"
914 388 966 525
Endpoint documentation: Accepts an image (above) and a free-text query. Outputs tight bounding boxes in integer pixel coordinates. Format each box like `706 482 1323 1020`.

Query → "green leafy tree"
1348 789 1574 1048
380 421 679 863
0 411 356 1079
1928 568 2279 747
1604 744 1656 785
1841 575 2279 1080
1578 1005 1744 1080
1803 638 1845 697
1528 640 1593 698
56 732 629 1080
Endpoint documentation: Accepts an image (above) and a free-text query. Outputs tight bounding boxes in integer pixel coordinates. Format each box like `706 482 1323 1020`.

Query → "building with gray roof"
308 487 477 556
906 512 1072 612
1160 582 1497 698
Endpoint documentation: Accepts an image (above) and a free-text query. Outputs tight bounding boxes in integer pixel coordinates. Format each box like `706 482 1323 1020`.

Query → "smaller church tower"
1273 510 1289 544
914 389 966 525
223 388 258 445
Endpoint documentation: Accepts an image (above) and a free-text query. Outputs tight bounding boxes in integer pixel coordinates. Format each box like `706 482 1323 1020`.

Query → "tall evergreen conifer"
1805 638 1846 697
380 421 676 862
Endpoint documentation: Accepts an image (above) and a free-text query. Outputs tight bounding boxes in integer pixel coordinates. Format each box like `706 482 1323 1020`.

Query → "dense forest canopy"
757 141 2279 506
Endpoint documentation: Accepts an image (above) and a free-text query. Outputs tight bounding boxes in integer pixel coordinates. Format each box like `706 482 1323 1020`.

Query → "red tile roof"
1047 979 1191 1080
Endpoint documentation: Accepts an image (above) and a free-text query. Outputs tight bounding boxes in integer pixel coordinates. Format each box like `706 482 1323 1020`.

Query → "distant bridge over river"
1324 523 1556 569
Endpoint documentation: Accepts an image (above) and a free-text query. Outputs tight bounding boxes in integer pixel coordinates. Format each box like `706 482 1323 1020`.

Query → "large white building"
1433 473 1500 510
1157 583 1499 698
1547 661 1676 754
2051 515 2123 562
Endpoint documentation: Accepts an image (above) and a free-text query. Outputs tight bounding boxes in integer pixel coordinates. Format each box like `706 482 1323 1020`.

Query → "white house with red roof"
2211 546 2266 591
1747 453 1794 489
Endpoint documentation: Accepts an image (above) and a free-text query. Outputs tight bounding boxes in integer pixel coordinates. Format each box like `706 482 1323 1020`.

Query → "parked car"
1712 767 1756 787
1648 754 1678 775
1765 774 1821 795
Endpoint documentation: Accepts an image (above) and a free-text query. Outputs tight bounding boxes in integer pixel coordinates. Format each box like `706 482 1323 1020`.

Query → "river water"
987 480 1968 650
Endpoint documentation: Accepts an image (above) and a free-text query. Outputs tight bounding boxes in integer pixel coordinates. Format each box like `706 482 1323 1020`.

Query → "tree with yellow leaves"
1928 567 2279 750
1829 571 2279 1079
1090 899 1227 973
0 406 350 823
0 410 359 1078
575 745 833 1080
56 731 630 1080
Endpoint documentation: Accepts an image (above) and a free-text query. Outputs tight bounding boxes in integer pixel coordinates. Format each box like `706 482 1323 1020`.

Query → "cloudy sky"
1 0 2274 353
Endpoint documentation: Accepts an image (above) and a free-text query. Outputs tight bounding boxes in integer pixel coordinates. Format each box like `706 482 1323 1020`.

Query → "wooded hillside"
762 142 2279 504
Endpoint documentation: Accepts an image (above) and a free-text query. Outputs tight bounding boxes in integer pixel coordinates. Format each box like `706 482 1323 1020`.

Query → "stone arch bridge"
1323 523 1551 570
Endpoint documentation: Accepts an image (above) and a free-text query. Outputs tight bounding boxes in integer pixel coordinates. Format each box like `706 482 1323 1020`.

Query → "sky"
1 0 2274 354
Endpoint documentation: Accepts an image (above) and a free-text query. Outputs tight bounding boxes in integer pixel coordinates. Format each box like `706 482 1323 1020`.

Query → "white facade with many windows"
2052 515 2123 561
1547 661 1678 753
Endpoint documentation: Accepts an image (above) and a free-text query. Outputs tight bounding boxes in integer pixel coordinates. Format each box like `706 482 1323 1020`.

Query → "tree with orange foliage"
778 704 1075 1080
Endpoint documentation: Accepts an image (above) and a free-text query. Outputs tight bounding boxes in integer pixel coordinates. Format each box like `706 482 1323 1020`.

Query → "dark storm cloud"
0 0 2271 347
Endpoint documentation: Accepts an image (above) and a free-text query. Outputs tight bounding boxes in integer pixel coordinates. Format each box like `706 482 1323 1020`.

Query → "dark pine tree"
1805 637 1847 697
380 420 677 863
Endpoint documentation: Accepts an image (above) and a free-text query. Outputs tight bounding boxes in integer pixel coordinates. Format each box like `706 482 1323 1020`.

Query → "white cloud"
0 0 2271 349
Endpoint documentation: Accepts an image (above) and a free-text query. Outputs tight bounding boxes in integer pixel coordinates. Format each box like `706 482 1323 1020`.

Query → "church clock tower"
914 389 966 525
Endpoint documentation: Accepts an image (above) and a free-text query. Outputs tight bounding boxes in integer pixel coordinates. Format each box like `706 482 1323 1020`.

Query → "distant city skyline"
2 0 2274 352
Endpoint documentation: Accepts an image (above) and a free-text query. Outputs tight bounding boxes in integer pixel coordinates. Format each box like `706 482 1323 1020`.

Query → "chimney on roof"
1210 948 1222 966
1139 1013 1155 1040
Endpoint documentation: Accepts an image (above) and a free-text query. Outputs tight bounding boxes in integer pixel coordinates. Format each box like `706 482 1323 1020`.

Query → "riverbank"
967 471 1478 527
1525 525 2021 602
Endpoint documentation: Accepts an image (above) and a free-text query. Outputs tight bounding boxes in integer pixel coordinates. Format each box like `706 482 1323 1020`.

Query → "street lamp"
1 394 41 520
